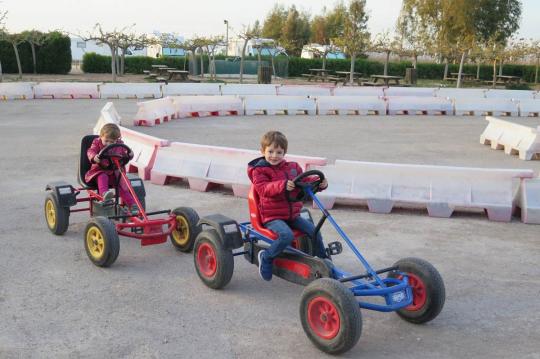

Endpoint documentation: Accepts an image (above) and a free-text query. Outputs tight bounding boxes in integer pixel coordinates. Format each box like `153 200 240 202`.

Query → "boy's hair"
100 123 121 139
260 131 288 152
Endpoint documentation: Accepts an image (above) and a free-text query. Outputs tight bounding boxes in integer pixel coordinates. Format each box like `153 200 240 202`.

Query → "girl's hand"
286 180 295 191
94 154 101 163
320 179 328 189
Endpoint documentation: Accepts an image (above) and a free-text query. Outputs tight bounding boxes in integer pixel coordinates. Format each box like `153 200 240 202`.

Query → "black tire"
388 257 445 324
170 207 201 252
300 278 362 355
44 192 70 235
293 234 315 255
193 229 234 289
84 216 120 267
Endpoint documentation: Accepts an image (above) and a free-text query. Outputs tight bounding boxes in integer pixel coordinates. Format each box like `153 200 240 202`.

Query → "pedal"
326 241 343 256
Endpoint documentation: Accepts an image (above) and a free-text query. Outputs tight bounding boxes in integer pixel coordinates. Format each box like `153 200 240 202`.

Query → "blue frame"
236 186 414 312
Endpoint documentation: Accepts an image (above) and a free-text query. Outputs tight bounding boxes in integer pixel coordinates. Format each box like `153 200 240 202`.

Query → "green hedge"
82 53 200 74
0 31 71 74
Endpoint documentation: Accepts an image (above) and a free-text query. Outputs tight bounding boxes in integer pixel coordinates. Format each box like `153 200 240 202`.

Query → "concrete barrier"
384 87 437 97
133 97 176 126
170 96 242 117
277 85 332 97
93 102 122 135
312 159 533 222
0 82 34 100
34 82 100 99
480 116 540 160
119 126 169 180
484 89 535 100
244 95 316 115
454 98 518 116
220 84 279 96
518 99 540 117
387 96 453 115
333 87 384 97
100 83 162 99
316 96 386 115
517 178 540 224
437 88 487 99
162 83 221 96
150 143 326 197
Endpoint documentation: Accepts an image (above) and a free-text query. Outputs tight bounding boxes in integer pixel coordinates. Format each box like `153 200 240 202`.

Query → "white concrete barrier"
244 95 316 115
518 100 540 117
100 83 162 99
119 126 169 180
454 98 518 116
220 84 279 96
162 83 221 96
33 82 100 99
312 159 533 222
277 85 332 97
384 87 437 97
517 178 540 224
170 96 242 117
480 116 540 160
387 96 453 115
484 89 535 100
316 96 386 115
150 143 327 198
93 102 122 135
437 88 487 99
333 87 384 97
133 97 176 126
0 82 34 100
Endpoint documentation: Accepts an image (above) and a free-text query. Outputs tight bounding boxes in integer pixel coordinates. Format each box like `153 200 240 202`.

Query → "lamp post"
224 19 229 56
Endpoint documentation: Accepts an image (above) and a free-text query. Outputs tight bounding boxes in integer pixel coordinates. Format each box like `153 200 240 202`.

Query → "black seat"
78 135 99 188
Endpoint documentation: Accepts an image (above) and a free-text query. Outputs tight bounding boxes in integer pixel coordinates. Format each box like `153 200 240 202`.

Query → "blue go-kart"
193 170 445 354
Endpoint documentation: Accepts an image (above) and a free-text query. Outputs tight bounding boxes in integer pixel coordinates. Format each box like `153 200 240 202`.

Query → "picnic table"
335 71 364 85
365 75 404 86
166 70 190 82
496 75 521 85
302 68 332 82
446 72 476 82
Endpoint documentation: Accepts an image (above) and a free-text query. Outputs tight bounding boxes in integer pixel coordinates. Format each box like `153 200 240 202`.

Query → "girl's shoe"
130 204 140 215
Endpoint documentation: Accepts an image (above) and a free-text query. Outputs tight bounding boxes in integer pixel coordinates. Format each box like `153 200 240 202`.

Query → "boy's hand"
320 179 328 190
286 180 295 191
94 154 101 163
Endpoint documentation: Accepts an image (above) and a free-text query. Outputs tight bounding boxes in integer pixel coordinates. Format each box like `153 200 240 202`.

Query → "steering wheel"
286 170 325 202
96 143 132 170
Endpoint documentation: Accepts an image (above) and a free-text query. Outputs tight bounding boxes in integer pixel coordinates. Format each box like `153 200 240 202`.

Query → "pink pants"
96 172 135 206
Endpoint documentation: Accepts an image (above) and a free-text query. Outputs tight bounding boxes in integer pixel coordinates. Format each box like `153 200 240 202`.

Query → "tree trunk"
456 51 466 89
384 51 390 76
12 42 23 80
413 53 418 69
322 55 327 70
271 55 276 79
443 60 449 80
239 39 248 84
349 53 356 85
492 60 497 88
535 57 539 84
109 45 117 82
30 42 37 74
183 53 188 71
498 61 503 76
0 60 3 82
115 49 121 76
120 48 126 76
199 48 204 78
476 62 481 80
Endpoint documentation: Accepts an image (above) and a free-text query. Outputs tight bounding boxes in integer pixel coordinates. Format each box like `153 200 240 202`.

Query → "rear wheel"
170 207 200 252
44 192 69 235
84 217 120 267
193 229 234 289
388 257 445 324
292 234 315 255
300 278 362 354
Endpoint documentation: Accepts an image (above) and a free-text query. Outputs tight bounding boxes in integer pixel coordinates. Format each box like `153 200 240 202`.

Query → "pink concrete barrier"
133 98 177 126
34 82 100 99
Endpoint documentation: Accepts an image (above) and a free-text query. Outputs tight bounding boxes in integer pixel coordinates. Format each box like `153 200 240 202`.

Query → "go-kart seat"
248 186 304 241
78 134 99 188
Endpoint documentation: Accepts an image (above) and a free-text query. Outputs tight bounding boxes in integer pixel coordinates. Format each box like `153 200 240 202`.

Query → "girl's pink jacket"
85 138 129 183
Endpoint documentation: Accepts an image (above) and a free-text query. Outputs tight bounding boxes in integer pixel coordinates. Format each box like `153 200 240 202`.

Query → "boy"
247 131 328 281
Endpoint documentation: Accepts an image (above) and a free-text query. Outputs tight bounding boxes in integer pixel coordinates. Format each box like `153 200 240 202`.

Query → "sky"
1 0 539 40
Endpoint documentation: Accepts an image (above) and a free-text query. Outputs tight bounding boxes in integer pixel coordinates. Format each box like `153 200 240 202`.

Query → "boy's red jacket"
247 156 304 224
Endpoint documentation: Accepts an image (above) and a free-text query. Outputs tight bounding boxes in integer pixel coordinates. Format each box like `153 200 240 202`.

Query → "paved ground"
1 99 539 358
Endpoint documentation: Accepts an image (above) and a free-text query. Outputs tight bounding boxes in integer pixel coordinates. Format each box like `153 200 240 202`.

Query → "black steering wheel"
97 143 132 170
286 170 325 202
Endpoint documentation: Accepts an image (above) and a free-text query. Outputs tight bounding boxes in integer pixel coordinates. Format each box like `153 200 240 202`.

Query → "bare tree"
0 7 7 81
238 24 261 83
22 30 47 74
371 30 400 76
118 32 151 75
0 30 25 80
204 36 225 80
306 42 340 70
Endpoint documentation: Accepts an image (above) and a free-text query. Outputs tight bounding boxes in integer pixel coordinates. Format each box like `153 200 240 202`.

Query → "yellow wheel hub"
86 226 105 259
46 199 56 229
172 215 190 246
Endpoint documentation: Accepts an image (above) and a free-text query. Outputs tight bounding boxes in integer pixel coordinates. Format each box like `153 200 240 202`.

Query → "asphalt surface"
0 99 539 358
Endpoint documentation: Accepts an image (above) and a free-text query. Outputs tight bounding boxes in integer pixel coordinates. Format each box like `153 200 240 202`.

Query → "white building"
70 37 147 61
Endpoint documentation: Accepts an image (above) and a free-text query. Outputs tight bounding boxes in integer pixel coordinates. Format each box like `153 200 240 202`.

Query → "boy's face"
100 135 117 146
262 143 285 166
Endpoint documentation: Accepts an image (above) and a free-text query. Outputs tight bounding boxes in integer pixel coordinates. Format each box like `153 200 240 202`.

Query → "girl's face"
100 135 117 146
262 143 285 166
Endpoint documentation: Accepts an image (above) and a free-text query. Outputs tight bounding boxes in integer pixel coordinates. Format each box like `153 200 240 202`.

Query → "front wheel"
193 229 234 289
44 192 70 235
300 278 362 355
84 217 120 267
388 257 445 324
170 207 201 252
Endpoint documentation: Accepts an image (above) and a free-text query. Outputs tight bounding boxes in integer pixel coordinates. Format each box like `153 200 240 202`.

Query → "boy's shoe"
102 190 115 203
130 204 140 215
258 250 273 281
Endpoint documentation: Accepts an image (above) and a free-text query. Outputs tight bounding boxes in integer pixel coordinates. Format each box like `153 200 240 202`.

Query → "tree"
118 32 151 76
325 2 347 40
204 36 225 80
261 4 286 40
0 7 7 81
238 24 261 83
335 0 369 84
395 4 427 69
281 6 311 57
158 32 186 69
529 39 540 84
21 30 47 74
0 30 25 80
371 30 400 76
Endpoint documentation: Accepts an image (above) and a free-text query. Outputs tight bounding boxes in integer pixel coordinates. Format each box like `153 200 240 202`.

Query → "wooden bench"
301 74 315 81
362 81 384 86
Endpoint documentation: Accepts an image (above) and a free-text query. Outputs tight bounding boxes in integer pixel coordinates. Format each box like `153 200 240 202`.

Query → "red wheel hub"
405 273 427 311
197 243 217 277
307 296 340 340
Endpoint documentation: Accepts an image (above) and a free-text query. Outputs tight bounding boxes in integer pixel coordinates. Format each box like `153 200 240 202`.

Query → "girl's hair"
100 123 121 139
260 131 288 152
